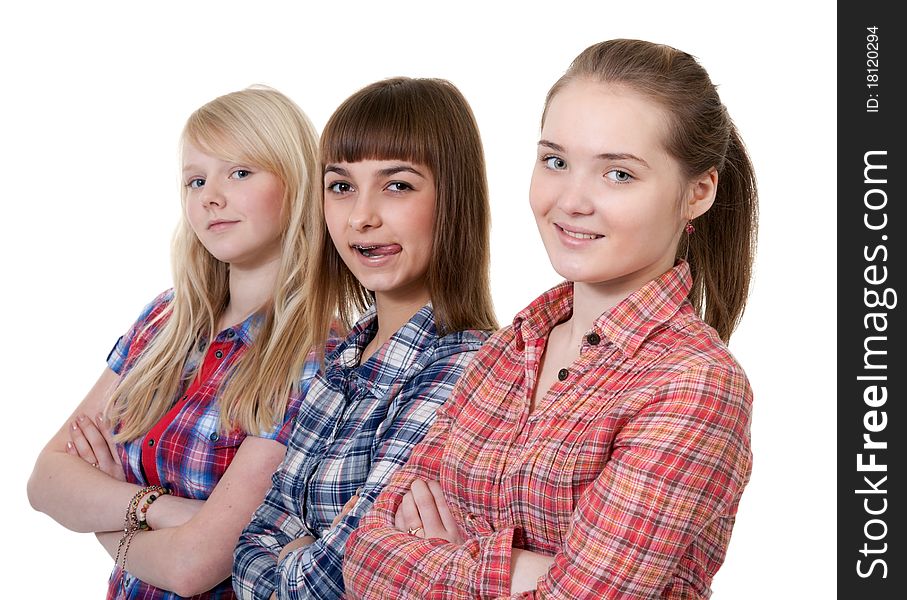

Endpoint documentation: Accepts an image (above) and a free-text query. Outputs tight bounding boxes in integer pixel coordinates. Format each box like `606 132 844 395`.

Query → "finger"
95 413 122 466
426 480 458 534
395 491 423 534
394 492 411 531
410 479 445 538
342 494 359 514
69 420 98 466
77 416 115 471
331 495 359 527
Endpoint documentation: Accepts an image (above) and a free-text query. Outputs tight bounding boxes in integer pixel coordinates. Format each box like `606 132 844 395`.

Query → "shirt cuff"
477 526 515 598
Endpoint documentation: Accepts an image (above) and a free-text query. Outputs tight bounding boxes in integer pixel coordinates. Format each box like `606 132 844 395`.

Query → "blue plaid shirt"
232 303 488 600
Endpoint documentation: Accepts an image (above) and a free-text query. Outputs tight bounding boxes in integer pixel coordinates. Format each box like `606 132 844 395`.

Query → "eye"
186 177 205 189
230 169 252 180
543 156 567 171
327 181 353 194
605 169 633 183
386 181 413 192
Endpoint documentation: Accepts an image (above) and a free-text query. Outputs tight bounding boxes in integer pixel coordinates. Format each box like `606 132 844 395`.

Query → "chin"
548 259 596 283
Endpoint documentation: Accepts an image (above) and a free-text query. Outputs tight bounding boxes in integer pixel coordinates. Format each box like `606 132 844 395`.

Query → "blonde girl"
29 87 321 599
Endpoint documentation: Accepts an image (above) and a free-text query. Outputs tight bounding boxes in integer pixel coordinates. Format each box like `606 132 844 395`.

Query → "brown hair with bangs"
308 77 497 350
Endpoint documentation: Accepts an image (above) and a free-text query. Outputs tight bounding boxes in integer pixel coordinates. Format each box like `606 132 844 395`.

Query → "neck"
568 258 676 337
219 256 281 330
363 288 430 361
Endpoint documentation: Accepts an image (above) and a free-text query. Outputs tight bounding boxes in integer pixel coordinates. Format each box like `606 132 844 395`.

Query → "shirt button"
557 368 569 381
209 432 219 442
586 332 601 345
214 350 224 359
226 329 235 339
147 438 155 447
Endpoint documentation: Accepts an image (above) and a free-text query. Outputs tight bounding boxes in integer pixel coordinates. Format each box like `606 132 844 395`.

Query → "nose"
199 180 226 209
347 190 381 232
555 175 594 216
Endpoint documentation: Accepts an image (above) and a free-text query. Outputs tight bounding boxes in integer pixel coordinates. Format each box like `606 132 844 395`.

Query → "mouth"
352 243 402 258
208 219 239 230
555 223 603 240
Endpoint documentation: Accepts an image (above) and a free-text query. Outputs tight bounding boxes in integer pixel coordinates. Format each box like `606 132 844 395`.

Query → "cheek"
259 184 286 229
322 202 347 246
185 201 205 235
414 208 435 249
528 169 553 219
402 192 436 251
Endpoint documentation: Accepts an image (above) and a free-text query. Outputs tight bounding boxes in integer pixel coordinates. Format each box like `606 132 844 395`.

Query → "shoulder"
433 327 490 355
134 289 175 324
107 289 175 374
123 289 176 348
412 313 492 371
643 316 753 426
646 303 750 383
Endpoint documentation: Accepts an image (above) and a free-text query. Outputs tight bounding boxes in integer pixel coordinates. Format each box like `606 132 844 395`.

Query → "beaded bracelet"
137 488 169 531
114 485 169 570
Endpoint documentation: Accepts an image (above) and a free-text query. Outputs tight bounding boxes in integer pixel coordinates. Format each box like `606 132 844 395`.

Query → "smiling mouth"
353 244 402 258
556 224 603 240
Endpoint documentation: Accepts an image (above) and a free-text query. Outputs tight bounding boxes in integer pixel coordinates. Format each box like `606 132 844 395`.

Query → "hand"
394 479 462 545
144 494 203 531
510 549 555 594
66 413 125 481
331 494 359 528
277 535 315 563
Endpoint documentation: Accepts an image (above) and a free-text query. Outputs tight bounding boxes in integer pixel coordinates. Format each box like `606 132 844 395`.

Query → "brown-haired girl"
345 39 757 599
233 77 496 600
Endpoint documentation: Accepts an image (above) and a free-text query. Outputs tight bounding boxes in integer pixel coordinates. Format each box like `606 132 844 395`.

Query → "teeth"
562 229 598 240
354 245 380 257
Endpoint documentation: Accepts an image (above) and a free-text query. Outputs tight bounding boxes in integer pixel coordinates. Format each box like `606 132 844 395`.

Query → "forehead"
543 80 672 160
181 135 244 167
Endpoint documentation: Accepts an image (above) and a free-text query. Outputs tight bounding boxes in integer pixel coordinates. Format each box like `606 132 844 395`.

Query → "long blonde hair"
107 87 322 440
308 77 498 352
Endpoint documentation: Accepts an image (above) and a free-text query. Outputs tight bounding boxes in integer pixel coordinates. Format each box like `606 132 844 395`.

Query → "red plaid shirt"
345 262 753 599
105 291 312 599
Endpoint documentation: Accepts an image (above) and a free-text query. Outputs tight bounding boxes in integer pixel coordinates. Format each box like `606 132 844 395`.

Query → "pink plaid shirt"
344 262 752 599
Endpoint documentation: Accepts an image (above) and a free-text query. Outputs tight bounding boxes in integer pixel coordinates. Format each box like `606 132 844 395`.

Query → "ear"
686 167 718 220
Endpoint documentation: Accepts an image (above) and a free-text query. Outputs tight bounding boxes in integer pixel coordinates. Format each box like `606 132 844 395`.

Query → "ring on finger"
407 526 423 536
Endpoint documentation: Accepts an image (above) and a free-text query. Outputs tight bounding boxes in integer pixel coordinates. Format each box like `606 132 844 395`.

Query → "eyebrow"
377 165 425 178
538 140 651 169
323 163 426 179
323 164 349 177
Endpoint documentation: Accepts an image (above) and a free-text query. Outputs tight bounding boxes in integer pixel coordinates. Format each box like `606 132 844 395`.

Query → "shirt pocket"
181 421 245 499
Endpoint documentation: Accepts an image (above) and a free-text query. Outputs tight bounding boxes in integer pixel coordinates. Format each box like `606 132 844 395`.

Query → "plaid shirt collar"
220 310 262 346
512 261 693 358
193 309 263 356
325 302 438 395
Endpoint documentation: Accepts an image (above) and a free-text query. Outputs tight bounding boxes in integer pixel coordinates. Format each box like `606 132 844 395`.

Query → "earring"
685 220 695 235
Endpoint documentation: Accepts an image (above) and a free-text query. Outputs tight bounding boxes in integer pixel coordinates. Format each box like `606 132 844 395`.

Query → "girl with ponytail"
346 39 758 599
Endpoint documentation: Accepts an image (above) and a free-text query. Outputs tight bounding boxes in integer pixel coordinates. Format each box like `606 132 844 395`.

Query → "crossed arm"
344 363 752 599
27 367 288 597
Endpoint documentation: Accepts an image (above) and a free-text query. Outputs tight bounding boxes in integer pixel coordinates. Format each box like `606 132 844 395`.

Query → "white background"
2 1 835 597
